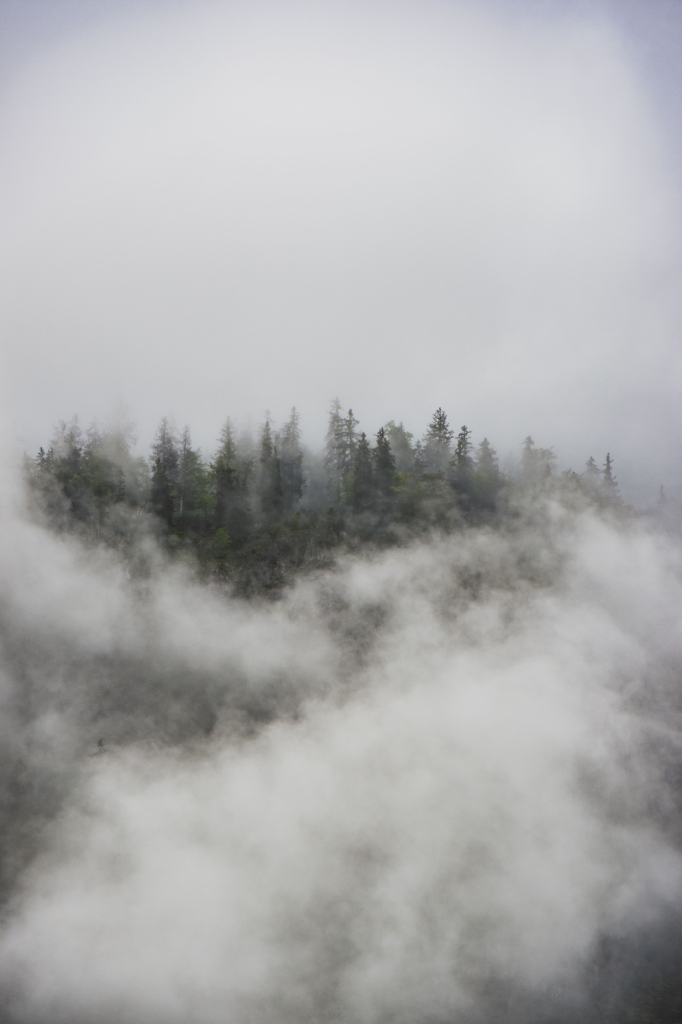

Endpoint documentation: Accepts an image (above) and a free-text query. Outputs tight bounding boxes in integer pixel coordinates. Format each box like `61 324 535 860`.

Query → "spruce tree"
176 426 206 530
423 408 453 473
279 407 304 512
212 419 250 545
150 418 179 528
324 400 359 501
324 399 344 494
413 439 427 477
351 432 374 512
453 425 474 488
473 438 500 507
384 421 414 472
602 453 619 501
584 456 600 480
258 418 283 520
374 426 396 496
521 436 555 484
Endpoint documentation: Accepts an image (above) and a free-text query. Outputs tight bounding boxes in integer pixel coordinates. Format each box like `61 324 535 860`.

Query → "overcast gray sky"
1 0 681 501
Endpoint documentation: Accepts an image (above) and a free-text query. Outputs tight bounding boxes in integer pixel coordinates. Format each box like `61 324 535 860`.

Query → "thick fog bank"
2 0 682 493
0 480 682 1021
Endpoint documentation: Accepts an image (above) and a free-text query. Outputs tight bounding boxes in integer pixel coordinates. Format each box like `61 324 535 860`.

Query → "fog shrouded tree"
413 438 427 477
521 435 556 485
98 415 150 509
150 418 179 528
384 421 414 473
81 426 125 532
176 426 207 532
472 438 500 507
584 456 600 481
54 419 115 528
212 419 251 547
279 407 304 513
603 453 620 499
579 456 602 500
213 419 238 517
453 425 474 491
350 432 374 512
324 398 344 497
257 418 283 521
423 408 454 474
27 400 631 596
52 417 83 480
325 400 359 503
374 426 396 498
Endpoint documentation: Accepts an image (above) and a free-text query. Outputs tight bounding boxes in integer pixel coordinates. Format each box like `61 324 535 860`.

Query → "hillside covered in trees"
25 402 624 593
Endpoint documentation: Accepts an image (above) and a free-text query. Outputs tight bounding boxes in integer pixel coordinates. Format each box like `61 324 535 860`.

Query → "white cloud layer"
0 460 682 1020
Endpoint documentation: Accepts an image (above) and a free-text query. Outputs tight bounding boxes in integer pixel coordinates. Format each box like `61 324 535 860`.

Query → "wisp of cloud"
0 439 681 1023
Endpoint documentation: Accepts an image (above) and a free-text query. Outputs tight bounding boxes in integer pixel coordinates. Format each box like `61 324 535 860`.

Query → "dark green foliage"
453 425 474 491
350 432 374 512
26 403 627 594
211 527 232 560
279 407 305 512
374 427 396 497
212 419 251 548
413 439 427 477
176 426 208 534
150 418 179 528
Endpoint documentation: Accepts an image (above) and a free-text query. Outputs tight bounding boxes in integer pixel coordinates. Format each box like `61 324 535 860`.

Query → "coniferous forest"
9 407 682 1024
15 397 682 1024
25 402 625 594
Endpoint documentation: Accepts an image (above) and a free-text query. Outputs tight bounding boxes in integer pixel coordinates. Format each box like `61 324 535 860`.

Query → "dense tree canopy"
26 403 626 594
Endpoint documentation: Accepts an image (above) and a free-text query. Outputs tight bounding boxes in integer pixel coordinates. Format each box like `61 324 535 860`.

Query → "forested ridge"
11 409 682 1024
25 402 624 593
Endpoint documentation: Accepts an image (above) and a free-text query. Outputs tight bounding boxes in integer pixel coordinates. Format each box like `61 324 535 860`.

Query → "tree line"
26 403 622 592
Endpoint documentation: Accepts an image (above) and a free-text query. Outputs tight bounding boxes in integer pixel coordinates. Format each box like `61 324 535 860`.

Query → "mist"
0 430 681 1021
2 1 682 1020
1 0 681 500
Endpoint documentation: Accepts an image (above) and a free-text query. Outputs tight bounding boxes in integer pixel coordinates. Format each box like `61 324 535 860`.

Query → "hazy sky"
1 0 681 500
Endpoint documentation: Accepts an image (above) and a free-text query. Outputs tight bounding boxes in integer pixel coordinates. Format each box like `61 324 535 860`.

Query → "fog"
1 0 681 501
1 2 682 1021
1 445 682 1021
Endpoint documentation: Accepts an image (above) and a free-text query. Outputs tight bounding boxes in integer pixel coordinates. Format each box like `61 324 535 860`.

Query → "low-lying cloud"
0 455 681 1022
1 0 681 497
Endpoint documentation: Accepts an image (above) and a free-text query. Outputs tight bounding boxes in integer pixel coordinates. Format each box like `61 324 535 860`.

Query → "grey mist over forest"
2 406 682 1022
1 0 682 501
1 1 682 1022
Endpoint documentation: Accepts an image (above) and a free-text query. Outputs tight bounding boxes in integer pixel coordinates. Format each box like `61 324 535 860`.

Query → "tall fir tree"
279 407 304 512
150 418 179 528
383 421 414 472
324 400 359 501
258 418 283 520
473 438 500 507
212 419 251 545
176 426 206 530
351 432 374 512
602 453 619 500
423 408 453 473
584 456 600 480
453 425 474 488
521 436 555 483
374 426 396 497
